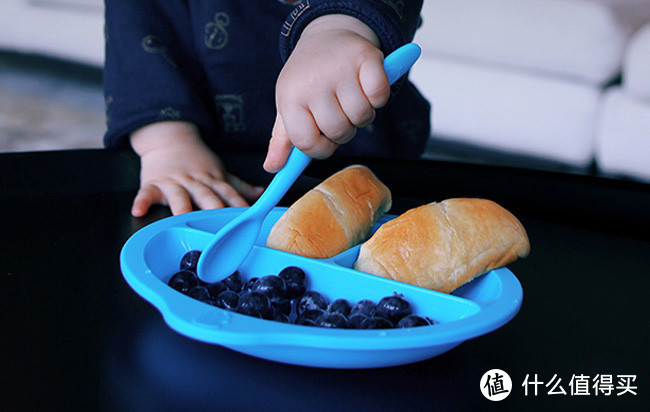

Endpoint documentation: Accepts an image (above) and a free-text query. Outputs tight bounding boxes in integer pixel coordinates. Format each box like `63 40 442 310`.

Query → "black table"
2 149 649 411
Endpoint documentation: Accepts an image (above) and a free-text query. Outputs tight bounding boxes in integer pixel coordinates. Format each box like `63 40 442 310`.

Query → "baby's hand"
130 121 264 216
264 14 390 172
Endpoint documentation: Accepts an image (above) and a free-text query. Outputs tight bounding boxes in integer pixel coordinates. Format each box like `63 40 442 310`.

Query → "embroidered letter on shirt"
205 12 230 49
158 107 181 122
281 0 310 37
142 35 177 67
215 94 245 132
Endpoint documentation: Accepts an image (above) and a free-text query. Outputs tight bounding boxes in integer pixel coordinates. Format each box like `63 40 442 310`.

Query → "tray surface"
120 207 523 368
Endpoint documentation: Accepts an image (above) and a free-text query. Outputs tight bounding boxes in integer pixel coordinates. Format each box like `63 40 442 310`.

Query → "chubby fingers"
131 176 264 217
131 182 196 216
264 92 365 173
132 184 164 217
266 61 390 172
358 55 391 109
308 94 356 145
336 76 377 129
264 114 294 173
226 174 266 203
264 110 340 172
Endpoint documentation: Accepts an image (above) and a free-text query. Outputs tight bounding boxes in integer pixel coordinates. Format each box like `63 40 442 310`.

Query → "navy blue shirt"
104 0 430 159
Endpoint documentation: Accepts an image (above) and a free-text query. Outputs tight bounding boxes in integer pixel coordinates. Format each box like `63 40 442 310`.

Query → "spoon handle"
384 43 421 85
255 148 311 215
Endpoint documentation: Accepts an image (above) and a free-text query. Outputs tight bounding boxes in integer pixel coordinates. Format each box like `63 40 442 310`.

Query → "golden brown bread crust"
266 165 392 258
353 198 530 293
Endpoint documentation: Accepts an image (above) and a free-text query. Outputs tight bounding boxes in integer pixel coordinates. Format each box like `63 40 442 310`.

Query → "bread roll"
266 165 392 258
353 198 530 293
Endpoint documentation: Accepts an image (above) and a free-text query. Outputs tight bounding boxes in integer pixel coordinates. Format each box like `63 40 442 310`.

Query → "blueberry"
327 298 352 316
278 266 306 299
214 290 239 310
187 285 211 302
359 316 395 329
205 281 227 300
222 271 244 292
236 291 272 319
315 312 349 328
271 298 292 317
296 291 329 315
179 250 201 272
348 313 369 329
252 275 286 301
375 293 412 324
397 314 432 328
242 277 258 292
168 270 199 294
350 299 376 317
296 308 325 326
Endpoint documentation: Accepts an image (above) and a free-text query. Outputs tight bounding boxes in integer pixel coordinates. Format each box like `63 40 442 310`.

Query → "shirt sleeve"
278 0 423 62
103 0 215 149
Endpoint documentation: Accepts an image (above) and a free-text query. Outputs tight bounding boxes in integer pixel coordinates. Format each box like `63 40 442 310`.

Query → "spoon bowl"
197 148 311 282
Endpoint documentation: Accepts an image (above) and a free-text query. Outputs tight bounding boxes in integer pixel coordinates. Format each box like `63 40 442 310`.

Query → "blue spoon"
197 43 422 283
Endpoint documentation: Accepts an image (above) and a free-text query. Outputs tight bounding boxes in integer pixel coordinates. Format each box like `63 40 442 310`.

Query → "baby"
103 1 429 216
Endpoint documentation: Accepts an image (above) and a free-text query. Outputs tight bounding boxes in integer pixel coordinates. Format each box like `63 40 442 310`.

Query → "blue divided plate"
120 207 523 369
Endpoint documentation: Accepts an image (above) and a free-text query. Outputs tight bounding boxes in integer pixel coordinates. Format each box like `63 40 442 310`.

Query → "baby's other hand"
130 121 264 216
264 14 389 172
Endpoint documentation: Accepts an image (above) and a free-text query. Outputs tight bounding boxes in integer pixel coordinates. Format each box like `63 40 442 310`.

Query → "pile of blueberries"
168 250 436 329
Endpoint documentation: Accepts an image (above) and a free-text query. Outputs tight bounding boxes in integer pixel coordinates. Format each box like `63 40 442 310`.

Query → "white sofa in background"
411 0 650 176
595 24 650 181
0 0 104 67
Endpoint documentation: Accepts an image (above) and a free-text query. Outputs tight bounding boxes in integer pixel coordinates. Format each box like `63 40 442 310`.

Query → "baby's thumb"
264 113 293 173
359 57 391 109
